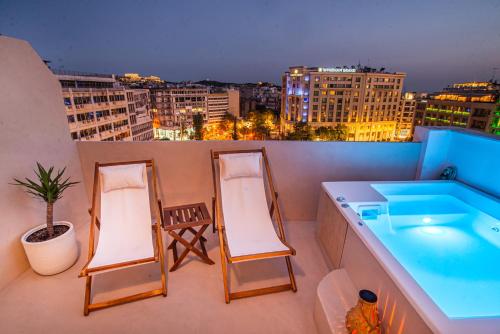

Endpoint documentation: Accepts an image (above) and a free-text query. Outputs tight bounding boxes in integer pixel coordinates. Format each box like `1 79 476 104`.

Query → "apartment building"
239 83 281 117
127 89 154 141
414 81 500 134
282 66 406 141
253 83 281 111
151 85 209 140
239 86 258 117
55 70 153 141
151 86 240 139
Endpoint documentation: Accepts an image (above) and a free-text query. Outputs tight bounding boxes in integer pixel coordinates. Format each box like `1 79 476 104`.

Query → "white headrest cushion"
100 164 146 193
220 153 262 180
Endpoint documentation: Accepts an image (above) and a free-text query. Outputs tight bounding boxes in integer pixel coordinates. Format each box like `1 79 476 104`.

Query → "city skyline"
1 0 499 92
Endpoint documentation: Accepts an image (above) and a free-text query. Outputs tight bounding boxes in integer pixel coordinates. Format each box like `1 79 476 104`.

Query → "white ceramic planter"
21 221 78 275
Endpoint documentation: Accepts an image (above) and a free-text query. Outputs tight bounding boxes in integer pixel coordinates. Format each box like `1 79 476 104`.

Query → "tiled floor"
1 221 329 334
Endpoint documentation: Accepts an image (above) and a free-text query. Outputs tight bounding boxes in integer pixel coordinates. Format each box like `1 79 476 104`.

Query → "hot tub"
317 181 500 334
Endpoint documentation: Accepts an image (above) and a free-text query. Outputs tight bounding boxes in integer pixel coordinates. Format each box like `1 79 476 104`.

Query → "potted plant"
12 163 80 275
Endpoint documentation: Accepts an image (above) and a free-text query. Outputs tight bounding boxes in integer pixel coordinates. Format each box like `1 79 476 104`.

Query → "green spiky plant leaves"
12 163 79 239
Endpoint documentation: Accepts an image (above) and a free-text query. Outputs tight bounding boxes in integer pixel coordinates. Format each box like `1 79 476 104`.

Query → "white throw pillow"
220 153 262 180
100 164 146 193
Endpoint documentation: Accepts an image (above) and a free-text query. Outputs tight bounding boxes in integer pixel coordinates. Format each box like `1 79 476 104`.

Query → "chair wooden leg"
216 233 230 303
221 250 230 304
212 197 216 233
157 225 167 297
160 261 167 296
84 276 92 316
285 256 297 292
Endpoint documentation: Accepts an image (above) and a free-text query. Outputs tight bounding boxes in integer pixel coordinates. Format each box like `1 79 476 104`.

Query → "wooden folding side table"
161 202 215 271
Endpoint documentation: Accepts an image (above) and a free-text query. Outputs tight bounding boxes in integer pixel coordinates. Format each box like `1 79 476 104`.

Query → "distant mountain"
194 80 236 87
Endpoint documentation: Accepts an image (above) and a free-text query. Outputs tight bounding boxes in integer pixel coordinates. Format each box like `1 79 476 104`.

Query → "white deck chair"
210 148 297 303
79 160 166 315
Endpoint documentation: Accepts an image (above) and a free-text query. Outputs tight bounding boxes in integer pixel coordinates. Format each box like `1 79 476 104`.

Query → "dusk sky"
1 0 499 91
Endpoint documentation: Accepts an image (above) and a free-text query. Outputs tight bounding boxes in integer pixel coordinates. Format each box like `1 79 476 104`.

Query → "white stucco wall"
415 127 500 197
0 36 88 290
77 140 422 221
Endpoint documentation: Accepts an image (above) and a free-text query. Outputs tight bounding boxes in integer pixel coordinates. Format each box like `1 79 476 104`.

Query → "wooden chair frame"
79 159 167 315
210 147 297 303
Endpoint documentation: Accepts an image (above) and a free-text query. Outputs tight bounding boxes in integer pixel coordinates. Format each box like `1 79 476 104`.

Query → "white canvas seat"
87 169 155 270
211 148 297 303
80 160 166 315
220 170 290 258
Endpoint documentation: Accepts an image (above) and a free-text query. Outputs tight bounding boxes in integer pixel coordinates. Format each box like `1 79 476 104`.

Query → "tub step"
314 269 358 334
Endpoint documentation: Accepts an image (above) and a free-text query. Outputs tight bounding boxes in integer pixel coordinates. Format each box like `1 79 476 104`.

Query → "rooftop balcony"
1 37 499 334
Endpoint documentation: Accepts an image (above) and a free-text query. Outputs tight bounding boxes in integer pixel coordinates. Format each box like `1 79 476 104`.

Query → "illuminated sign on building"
290 69 303 77
318 68 357 73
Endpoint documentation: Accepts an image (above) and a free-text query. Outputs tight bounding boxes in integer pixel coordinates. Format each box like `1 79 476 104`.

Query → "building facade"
151 85 209 140
207 89 240 123
415 81 500 134
413 93 429 129
227 89 240 119
127 89 154 141
281 66 406 141
55 70 153 141
239 83 281 117
152 86 240 140
396 92 417 141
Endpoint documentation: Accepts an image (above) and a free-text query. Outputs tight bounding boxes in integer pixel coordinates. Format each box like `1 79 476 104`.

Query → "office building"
207 89 240 123
282 66 406 141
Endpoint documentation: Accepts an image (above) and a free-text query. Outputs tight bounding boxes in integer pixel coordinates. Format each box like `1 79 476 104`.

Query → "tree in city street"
314 124 348 141
193 113 204 140
286 122 312 141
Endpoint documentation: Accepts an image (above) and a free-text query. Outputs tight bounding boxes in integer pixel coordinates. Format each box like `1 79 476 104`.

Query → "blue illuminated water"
363 186 500 319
